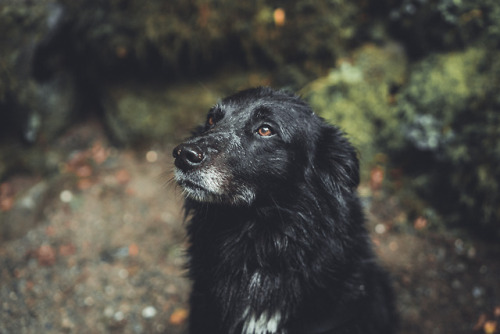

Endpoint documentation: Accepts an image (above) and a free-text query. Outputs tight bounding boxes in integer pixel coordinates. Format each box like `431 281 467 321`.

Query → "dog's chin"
178 180 222 204
175 170 256 206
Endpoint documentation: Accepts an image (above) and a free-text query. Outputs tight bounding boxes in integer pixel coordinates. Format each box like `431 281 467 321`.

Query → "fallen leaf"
389 241 398 251
273 8 286 27
170 308 188 325
129 243 139 257
26 281 34 291
45 226 56 236
76 165 93 178
91 141 109 165
116 169 131 184
370 167 384 191
0 182 14 211
0 197 14 212
77 178 93 190
484 321 497 334
125 187 136 196
116 46 128 58
59 243 76 257
0 182 13 196
37 244 57 266
414 216 428 230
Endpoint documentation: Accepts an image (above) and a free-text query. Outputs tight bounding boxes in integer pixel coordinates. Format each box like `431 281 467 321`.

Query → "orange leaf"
116 169 131 184
1 197 14 212
370 167 384 191
273 8 286 27
494 306 500 317
484 321 497 334
77 178 93 190
37 244 57 266
59 243 76 257
413 216 428 230
169 308 188 325
76 165 92 178
129 243 139 257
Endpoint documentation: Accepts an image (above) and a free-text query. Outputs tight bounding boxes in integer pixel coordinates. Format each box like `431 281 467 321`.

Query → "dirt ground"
0 121 499 334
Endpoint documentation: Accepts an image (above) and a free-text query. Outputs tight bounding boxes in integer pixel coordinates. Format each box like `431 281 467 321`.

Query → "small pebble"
142 306 157 318
84 296 94 306
105 285 115 296
114 311 125 322
104 306 114 318
472 286 484 298
451 279 461 289
454 239 464 254
118 269 129 279
60 190 73 203
375 224 386 234
61 315 74 329
9 292 18 301
146 150 158 163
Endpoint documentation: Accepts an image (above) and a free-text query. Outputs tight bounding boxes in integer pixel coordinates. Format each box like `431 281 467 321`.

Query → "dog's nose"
173 144 205 170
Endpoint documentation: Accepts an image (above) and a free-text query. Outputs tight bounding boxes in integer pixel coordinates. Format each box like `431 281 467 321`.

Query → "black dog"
173 87 396 334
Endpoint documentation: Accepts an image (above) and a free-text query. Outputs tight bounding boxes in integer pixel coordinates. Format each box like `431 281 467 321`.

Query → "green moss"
102 70 271 146
302 43 408 172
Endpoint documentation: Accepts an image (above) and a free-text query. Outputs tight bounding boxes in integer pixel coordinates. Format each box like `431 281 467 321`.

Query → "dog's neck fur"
185 193 370 334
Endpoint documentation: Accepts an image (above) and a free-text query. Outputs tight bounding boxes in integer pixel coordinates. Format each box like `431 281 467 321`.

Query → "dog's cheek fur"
227 139 294 198
312 125 360 192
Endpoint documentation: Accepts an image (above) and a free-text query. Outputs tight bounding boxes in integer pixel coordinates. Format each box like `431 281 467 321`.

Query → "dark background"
0 1 499 333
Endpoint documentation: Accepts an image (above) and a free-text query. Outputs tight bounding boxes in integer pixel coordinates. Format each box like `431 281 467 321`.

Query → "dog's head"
173 87 359 206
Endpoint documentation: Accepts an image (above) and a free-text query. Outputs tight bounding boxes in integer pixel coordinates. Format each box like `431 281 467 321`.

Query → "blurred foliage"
58 0 364 79
103 83 216 145
0 1 80 142
1 0 500 239
0 1 51 138
102 71 271 146
306 44 500 238
390 47 500 238
378 0 500 57
302 43 407 175
0 0 367 145
303 0 500 237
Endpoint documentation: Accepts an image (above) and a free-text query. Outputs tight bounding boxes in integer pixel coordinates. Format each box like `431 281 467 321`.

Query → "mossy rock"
102 71 271 146
391 47 500 237
302 42 408 172
103 83 212 146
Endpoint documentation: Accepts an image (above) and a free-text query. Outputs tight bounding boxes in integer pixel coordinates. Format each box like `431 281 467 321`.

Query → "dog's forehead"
217 95 313 121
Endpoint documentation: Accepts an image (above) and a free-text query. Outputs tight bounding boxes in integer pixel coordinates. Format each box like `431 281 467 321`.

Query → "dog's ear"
312 125 360 192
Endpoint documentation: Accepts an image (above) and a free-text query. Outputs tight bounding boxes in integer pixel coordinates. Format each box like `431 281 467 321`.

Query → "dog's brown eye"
257 125 274 137
207 116 215 126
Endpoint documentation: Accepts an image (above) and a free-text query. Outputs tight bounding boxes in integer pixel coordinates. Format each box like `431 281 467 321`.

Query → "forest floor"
0 120 499 334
